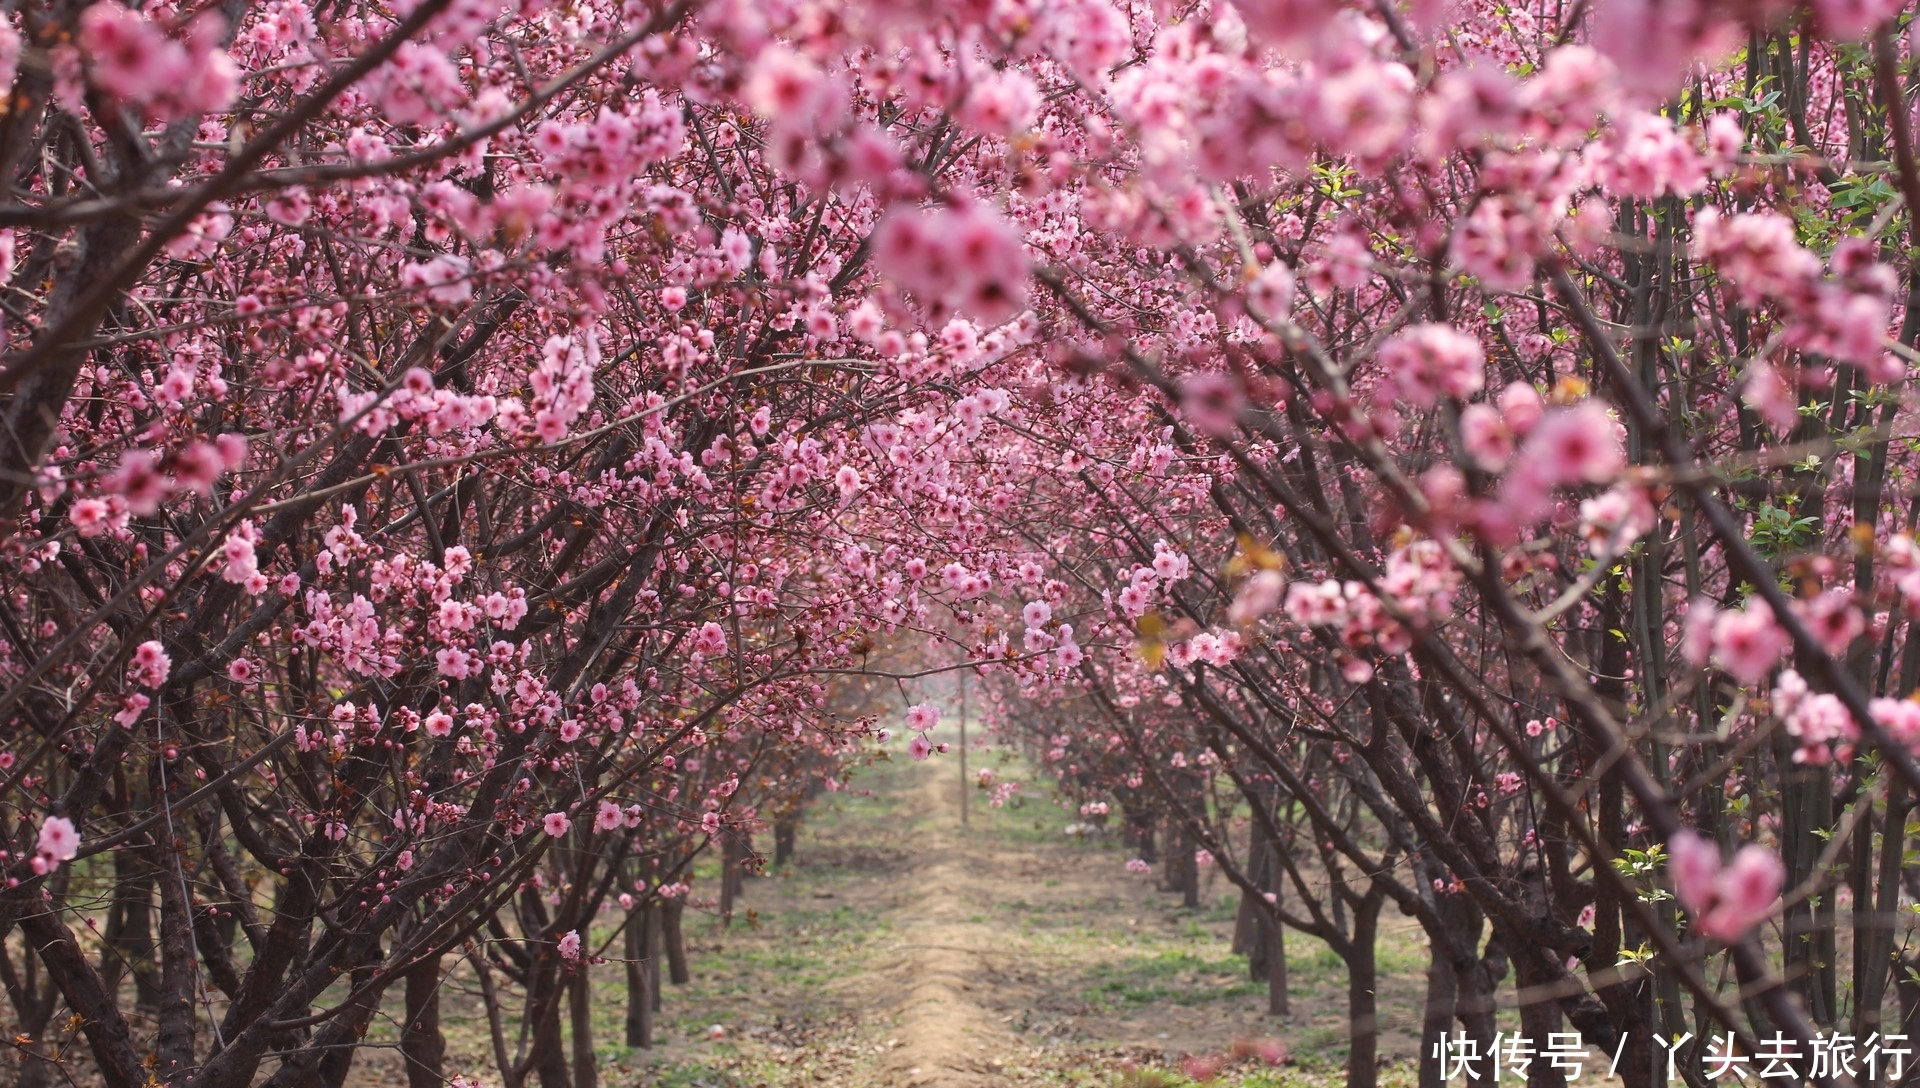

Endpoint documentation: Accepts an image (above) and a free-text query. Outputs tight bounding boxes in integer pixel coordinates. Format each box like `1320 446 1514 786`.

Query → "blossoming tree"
6 0 1920 1087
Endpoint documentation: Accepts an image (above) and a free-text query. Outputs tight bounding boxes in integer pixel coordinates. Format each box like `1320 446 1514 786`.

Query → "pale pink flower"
594 800 623 833
226 658 255 684
557 930 581 960
1246 261 1296 321
1711 600 1790 686
905 703 939 732
542 812 571 837
1378 325 1486 408
1667 829 1722 914
1741 360 1799 432
1522 403 1626 486
691 621 728 657
71 498 111 538
908 734 934 761
1228 571 1286 626
132 640 171 688
36 816 79 864
1458 404 1514 471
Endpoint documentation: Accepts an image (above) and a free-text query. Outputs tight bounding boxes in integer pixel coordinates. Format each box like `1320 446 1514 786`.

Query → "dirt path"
867 766 1026 1086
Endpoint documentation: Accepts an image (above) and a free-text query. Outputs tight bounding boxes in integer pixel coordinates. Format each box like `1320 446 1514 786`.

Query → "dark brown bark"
154 846 200 1085
569 966 596 1088
1419 935 1456 1088
1345 892 1382 1088
403 953 447 1088
625 905 654 1048
773 819 797 868
15 905 147 1088
0 926 61 1088
662 899 690 986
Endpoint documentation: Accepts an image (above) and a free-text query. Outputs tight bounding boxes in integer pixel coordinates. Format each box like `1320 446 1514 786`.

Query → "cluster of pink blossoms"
73 6 237 121
1667 830 1785 942
1694 212 1900 399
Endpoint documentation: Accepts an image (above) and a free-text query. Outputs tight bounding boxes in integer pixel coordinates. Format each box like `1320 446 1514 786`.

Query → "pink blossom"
594 800 623 833
1578 486 1656 559
1741 361 1799 432
131 640 171 688
1228 571 1286 626
1668 830 1785 942
36 816 79 866
1022 600 1052 629
71 498 112 538
1793 590 1864 656
1810 0 1905 40
226 658 255 684
1520 403 1626 486
542 812 571 837
691 622 728 657
1378 325 1486 408
872 203 1029 324
557 930 581 960
424 711 454 737
1710 600 1790 686
835 466 861 496
1458 404 1514 471
908 734 934 761
905 703 939 732
1246 261 1297 321
960 69 1041 136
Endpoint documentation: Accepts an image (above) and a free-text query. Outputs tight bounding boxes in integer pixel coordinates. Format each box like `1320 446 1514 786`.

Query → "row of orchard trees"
9 0 1920 1087
928 5 1920 1088
0 0 999 1084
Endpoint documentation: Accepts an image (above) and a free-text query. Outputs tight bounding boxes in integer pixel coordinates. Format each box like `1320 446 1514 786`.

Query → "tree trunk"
1856 784 1909 1037
107 849 163 1013
650 903 664 1013
774 819 797 868
720 837 740 926
1515 947 1566 1088
625 906 653 1048
1346 895 1382 1088
528 951 574 1088
1168 824 1199 910
1419 935 1457 1088
316 951 384 1088
569 966 596 1088
402 953 446 1088
1265 905 1289 1017
1128 808 1157 863
662 899 690 985
1 943 60 1088
1898 949 1920 1087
